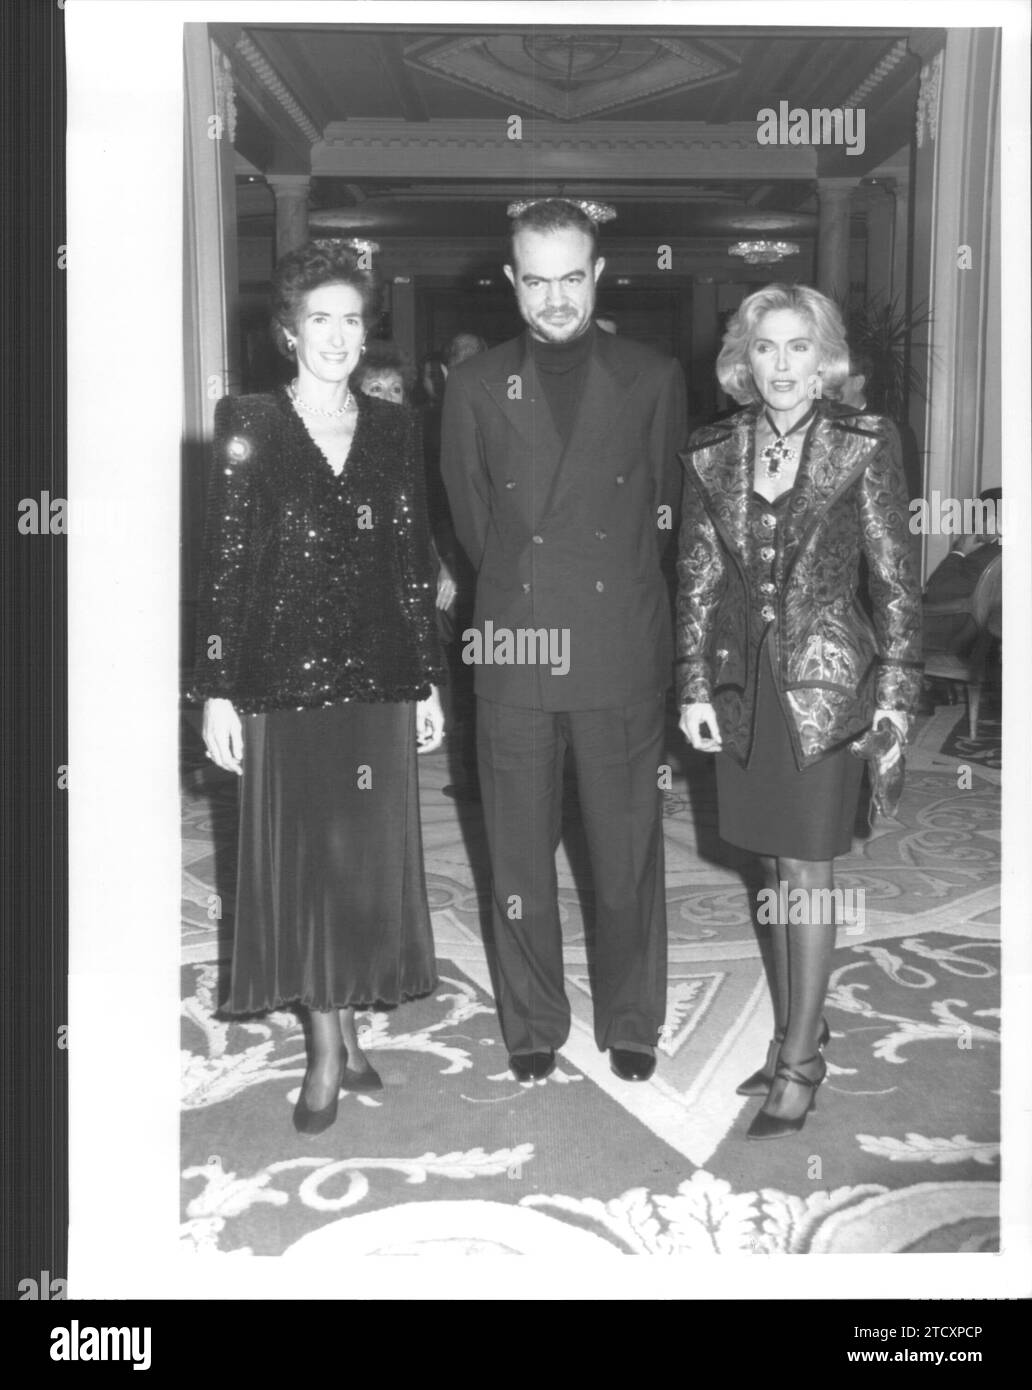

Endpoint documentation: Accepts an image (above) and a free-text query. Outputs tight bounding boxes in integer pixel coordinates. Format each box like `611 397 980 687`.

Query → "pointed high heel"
745 1052 826 1141
293 1062 343 1135
736 1017 830 1097
341 1063 383 1092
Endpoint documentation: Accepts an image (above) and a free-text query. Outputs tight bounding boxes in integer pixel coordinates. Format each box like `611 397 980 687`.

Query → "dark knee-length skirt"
225 700 437 1014
715 641 865 861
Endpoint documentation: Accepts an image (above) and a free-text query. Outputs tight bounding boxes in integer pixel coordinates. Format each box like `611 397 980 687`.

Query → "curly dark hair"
270 240 381 360
507 198 599 266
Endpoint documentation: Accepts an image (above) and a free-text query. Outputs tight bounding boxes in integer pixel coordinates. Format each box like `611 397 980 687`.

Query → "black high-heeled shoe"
293 1066 343 1135
341 1063 383 1092
736 1017 830 1097
745 1052 826 1141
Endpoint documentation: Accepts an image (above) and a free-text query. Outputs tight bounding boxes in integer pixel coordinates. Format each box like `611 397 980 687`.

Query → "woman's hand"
436 562 457 612
416 685 445 753
873 708 909 770
679 702 722 752
203 697 244 775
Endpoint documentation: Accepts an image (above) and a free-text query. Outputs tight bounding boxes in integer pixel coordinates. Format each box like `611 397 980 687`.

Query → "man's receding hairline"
506 225 602 273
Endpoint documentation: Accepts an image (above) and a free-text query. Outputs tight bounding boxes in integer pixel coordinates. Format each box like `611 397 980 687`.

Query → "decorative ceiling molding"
314 119 815 180
843 39 910 108
211 43 237 146
233 32 321 145
402 32 741 121
915 50 943 149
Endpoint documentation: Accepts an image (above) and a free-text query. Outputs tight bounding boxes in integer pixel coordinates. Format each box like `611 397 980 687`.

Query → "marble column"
816 179 856 304
266 174 310 259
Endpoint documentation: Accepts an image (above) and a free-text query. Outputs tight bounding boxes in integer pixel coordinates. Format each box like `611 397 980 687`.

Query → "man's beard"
527 305 591 343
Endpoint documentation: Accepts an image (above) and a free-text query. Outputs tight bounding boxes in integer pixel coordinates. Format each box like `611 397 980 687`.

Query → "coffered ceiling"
211 22 944 252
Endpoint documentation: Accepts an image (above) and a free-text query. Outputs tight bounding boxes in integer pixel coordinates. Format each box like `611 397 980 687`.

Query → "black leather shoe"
509 1050 556 1083
293 1075 341 1135
745 1054 826 1141
341 1063 383 1092
609 1046 657 1082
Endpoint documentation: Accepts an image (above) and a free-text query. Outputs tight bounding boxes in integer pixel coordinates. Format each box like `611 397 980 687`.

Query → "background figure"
193 240 445 1137
919 487 1002 710
445 331 487 371
441 197 686 1086
352 338 413 404
678 283 921 1140
356 342 457 617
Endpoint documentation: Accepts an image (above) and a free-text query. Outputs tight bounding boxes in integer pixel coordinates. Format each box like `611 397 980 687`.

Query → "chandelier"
728 239 800 265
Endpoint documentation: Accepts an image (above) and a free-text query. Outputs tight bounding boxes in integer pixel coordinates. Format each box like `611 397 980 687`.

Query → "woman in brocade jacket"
192 240 445 1136
677 284 921 1140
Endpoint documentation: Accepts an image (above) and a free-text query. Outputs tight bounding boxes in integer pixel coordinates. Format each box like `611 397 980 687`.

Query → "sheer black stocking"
760 856 836 1122
337 1006 373 1075
301 1008 344 1111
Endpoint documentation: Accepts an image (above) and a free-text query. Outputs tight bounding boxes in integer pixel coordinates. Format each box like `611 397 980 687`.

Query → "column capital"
265 173 311 198
816 177 859 202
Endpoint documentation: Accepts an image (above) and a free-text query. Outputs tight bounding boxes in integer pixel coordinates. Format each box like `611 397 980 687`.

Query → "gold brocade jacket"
675 402 922 769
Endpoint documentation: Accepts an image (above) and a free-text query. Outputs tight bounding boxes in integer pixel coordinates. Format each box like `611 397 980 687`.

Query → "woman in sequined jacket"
192 240 445 1136
677 284 921 1140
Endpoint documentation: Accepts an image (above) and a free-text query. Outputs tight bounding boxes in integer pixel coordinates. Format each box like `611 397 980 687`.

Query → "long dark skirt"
715 640 864 861
225 700 437 1014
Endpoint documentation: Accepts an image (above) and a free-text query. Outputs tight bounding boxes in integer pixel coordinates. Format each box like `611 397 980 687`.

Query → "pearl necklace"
289 381 353 419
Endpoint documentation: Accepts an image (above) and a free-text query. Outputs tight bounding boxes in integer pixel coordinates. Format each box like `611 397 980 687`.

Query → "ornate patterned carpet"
181 690 1000 1257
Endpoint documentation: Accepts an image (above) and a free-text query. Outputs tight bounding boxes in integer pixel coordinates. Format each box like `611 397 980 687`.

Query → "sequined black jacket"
676 402 922 769
190 387 444 714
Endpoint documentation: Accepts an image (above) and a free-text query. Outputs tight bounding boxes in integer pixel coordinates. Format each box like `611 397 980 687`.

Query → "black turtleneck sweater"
528 323 596 444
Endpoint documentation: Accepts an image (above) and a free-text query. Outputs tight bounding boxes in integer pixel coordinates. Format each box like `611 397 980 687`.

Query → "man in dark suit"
441 198 687 1084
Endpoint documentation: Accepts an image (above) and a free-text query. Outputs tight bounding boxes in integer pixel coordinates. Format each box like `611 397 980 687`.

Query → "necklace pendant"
761 437 790 479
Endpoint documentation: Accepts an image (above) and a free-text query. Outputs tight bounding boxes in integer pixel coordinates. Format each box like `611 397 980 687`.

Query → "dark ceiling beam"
757 38 814 104
708 38 763 123
817 69 920 178
807 41 887 112
209 23 314 169
376 34 430 122
787 40 859 107
247 29 337 132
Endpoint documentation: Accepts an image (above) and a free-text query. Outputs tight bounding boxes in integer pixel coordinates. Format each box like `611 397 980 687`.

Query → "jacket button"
505 479 516 490
760 580 775 594
595 529 607 540
596 580 605 592
760 604 776 622
532 534 543 544
762 513 776 528
760 545 775 561
522 583 531 594
615 474 625 485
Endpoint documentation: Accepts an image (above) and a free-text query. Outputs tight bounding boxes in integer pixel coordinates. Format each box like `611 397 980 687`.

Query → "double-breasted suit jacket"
441 328 687 708
676 401 922 769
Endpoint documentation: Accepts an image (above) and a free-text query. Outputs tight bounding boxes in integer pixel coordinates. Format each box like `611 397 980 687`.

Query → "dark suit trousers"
476 693 667 1054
